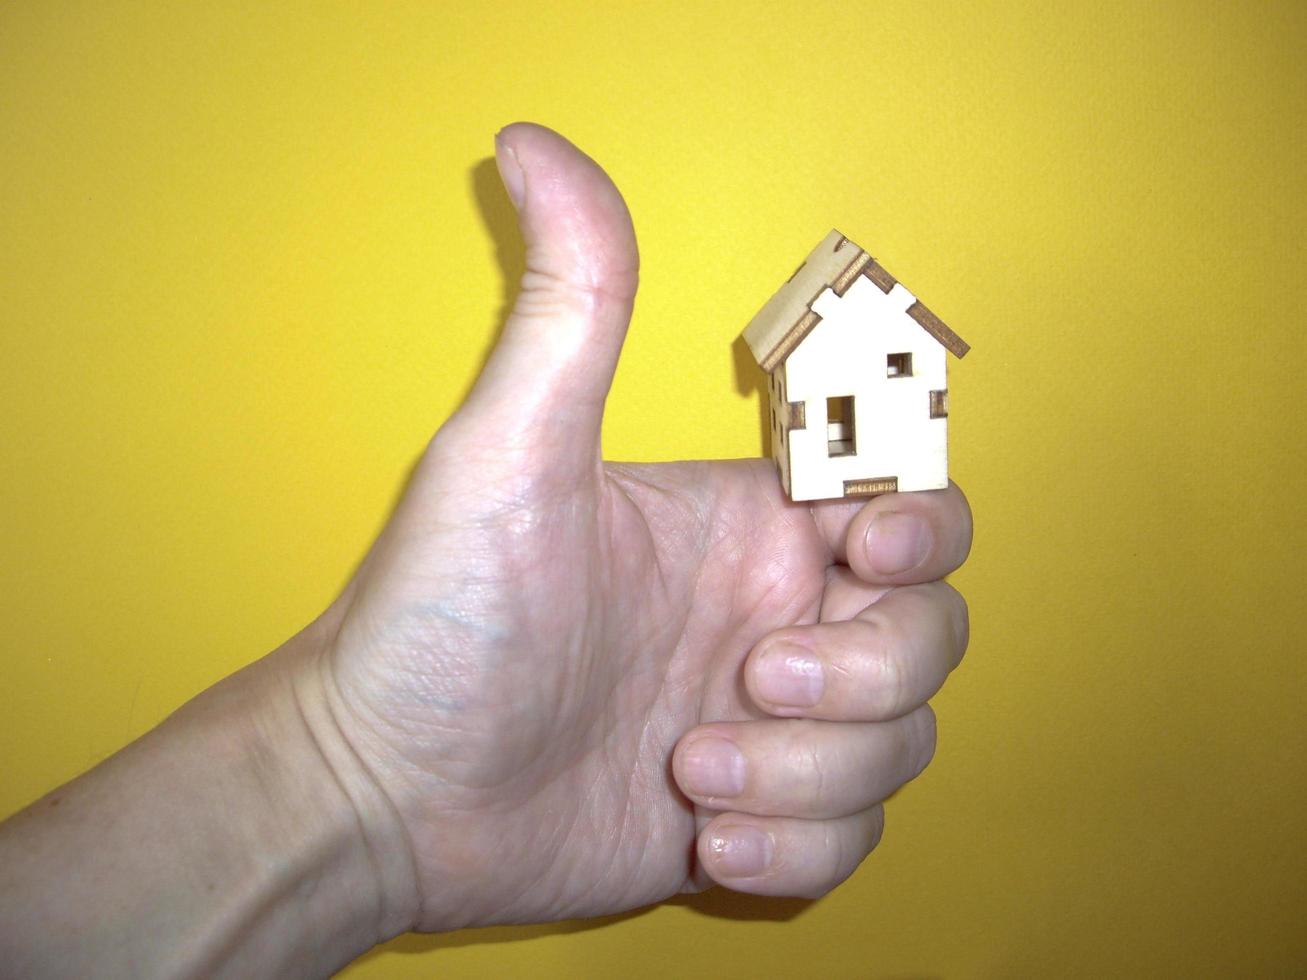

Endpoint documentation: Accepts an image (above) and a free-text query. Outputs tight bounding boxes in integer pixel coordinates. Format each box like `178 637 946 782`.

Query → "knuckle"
825 650 858 691
805 821 846 898
947 481 975 565
951 589 971 661
424 416 478 469
519 261 638 313
928 580 970 661
906 705 938 778
857 611 915 717
785 725 830 809
866 805 887 852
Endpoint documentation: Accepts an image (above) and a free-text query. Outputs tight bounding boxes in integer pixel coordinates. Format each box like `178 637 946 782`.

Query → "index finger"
811 480 972 585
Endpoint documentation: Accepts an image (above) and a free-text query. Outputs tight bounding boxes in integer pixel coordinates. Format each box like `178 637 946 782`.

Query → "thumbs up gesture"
302 123 975 931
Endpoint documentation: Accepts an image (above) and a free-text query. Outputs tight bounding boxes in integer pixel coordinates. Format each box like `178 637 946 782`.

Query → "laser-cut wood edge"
757 310 814 374
908 302 970 359
744 232 970 374
755 251 871 373
862 258 897 294
843 476 899 497
744 230 866 372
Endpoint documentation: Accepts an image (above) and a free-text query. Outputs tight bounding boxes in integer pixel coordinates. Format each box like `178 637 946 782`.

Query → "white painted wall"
779 276 948 501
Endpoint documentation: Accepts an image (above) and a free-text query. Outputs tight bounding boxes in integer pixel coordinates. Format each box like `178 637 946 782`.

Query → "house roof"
741 230 970 373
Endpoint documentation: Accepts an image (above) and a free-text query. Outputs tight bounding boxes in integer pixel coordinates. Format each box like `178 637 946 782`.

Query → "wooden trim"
908 301 970 358
787 400 807 430
744 232 973 371
744 231 865 370
861 259 897 294
832 252 872 296
843 476 899 497
759 309 820 373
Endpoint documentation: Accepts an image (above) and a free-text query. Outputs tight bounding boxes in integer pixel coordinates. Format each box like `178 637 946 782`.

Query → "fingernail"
865 512 931 575
709 826 773 877
494 134 525 210
753 643 824 707
681 737 746 798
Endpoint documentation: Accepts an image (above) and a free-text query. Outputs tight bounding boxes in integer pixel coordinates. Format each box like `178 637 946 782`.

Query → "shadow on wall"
348 156 765 586
465 156 528 403
364 891 814 959
733 333 771 459
472 152 772 460
330 157 526 592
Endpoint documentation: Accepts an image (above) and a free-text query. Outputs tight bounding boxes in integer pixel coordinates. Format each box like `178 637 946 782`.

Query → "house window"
887 352 913 377
929 389 948 418
826 396 856 457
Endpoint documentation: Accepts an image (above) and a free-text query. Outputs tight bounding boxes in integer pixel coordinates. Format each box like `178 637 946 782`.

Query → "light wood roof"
741 230 970 373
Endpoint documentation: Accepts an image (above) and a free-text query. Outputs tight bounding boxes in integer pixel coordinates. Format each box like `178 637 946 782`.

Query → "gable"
787 276 948 403
741 229 970 372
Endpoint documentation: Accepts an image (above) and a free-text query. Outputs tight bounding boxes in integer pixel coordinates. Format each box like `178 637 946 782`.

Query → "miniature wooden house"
741 230 969 502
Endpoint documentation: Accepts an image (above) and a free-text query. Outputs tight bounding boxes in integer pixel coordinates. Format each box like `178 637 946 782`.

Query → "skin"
0 123 971 977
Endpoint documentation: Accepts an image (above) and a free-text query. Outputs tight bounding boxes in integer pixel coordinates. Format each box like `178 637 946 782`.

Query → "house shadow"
733 333 771 458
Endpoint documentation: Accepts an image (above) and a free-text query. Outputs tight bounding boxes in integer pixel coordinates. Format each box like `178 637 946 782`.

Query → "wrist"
216 620 422 967
0 617 421 978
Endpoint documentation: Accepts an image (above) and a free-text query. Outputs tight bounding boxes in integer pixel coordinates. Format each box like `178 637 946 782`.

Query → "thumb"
445 123 639 483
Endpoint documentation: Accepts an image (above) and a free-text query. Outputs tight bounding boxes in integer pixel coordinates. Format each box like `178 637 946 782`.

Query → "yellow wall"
2 2 1304 976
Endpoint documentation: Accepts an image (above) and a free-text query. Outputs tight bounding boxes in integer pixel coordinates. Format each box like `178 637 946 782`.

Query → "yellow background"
2 1 1304 976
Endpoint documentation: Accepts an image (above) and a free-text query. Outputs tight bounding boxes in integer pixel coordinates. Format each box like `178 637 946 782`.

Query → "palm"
331 456 837 928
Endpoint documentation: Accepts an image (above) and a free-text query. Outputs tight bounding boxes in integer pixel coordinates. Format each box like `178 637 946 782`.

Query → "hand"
307 123 973 932
0 122 972 976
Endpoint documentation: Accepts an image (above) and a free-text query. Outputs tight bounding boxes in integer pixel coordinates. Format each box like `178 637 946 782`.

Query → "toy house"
741 230 969 502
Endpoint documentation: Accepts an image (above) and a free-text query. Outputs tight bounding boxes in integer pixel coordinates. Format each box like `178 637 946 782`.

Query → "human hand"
299 123 973 934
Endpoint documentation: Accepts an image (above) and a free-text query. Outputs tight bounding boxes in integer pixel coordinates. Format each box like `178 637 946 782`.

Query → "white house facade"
745 230 968 502
773 275 949 501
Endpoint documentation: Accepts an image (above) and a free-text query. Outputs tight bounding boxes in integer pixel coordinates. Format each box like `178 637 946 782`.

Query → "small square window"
929 389 948 418
887 352 913 378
